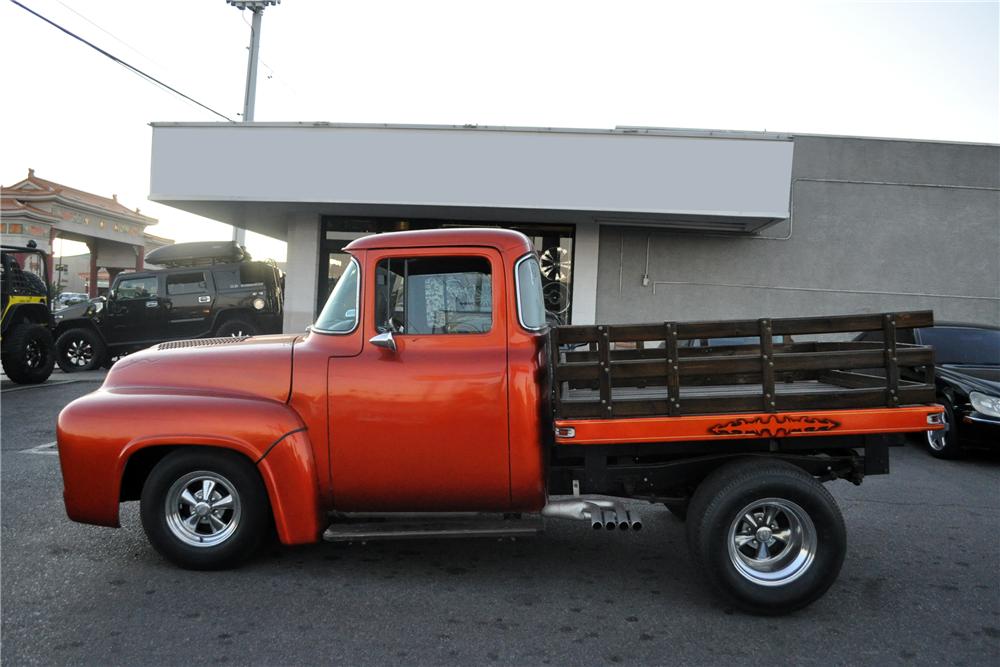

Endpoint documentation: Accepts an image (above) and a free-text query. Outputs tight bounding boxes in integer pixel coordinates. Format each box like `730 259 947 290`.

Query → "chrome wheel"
24 339 44 368
164 471 242 547
64 337 94 368
926 416 950 451
728 498 817 587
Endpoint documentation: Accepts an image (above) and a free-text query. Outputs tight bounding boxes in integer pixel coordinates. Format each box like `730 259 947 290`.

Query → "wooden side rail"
551 311 936 419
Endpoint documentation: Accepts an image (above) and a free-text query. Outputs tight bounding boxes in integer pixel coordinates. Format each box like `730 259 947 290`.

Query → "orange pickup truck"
58 229 943 614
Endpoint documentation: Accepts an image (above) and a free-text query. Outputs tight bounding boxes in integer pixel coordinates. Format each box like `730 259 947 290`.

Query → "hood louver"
157 336 249 351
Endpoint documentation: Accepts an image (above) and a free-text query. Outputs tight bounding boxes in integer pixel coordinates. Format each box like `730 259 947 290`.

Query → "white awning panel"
150 123 794 237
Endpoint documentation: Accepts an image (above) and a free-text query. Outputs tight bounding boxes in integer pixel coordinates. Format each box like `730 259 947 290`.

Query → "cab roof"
344 228 534 254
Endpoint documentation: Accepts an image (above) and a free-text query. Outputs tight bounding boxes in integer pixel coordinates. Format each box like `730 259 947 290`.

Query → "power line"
9 0 234 122
53 0 167 72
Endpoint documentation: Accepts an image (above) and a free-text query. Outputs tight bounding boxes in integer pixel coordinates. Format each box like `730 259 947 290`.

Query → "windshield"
314 258 360 333
920 326 1000 365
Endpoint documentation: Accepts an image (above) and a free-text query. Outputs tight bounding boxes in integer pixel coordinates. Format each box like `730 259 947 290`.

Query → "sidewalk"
1 368 107 393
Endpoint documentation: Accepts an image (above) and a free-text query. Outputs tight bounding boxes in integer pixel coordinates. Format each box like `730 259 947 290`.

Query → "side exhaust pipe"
541 498 642 533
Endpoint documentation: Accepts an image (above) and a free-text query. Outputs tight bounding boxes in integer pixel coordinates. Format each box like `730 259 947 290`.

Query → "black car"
53 242 284 372
857 322 1000 458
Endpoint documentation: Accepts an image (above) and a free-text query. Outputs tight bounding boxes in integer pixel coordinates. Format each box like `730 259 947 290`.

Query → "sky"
2 0 997 262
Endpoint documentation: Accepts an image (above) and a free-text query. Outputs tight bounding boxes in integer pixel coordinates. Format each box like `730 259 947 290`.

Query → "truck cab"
57 228 943 614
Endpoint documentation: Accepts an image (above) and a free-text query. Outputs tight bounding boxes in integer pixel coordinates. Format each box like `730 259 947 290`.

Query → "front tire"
55 327 106 372
686 459 846 615
1 323 55 384
140 449 270 570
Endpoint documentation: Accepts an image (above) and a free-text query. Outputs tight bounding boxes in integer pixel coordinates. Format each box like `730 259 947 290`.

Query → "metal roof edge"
147 121 998 146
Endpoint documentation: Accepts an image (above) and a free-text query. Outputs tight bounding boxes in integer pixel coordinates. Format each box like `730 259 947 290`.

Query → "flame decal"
709 415 841 438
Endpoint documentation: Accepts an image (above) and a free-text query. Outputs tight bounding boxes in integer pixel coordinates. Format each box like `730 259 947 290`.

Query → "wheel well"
211 309 255 333
3 303 50 330
54 319 103 341
119 445 262 502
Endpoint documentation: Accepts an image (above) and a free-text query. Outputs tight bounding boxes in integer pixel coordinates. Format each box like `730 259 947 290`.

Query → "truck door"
162 270 213 339
328 248 510 511
105 274 163 345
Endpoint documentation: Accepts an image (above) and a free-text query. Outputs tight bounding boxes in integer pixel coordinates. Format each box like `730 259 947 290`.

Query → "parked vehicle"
58 229 943 614
1 243 56 383
51 292 89 310
856 323 999 458
53 242 283 372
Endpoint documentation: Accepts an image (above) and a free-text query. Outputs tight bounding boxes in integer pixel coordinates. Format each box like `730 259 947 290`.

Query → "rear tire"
215 319 257 338
1 323 55 384
140 449 270 570
686 458 846 615
55 327 106 372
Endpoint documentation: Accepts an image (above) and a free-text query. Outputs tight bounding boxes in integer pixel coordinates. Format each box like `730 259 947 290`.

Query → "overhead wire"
8 0 235 122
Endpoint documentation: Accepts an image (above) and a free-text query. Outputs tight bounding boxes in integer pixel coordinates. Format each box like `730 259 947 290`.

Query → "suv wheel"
215 319 257 338
55 328 107 372
1 323 56 384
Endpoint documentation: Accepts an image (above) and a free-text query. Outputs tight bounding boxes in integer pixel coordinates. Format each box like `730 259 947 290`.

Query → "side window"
375 256 492 334
212 268 240 290
166 271 207 296
116 276 158 300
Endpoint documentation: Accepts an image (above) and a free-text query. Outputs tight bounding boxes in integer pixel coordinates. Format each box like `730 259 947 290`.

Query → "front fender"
58 388 323 544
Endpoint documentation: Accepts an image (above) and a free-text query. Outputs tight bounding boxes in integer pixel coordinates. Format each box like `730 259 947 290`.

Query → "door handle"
198 295 211 303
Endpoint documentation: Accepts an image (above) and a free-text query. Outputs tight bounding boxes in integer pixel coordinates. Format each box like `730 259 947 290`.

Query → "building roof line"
146 121 999 147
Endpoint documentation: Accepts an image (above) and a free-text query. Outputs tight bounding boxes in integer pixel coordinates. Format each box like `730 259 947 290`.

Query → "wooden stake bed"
551 311 940 434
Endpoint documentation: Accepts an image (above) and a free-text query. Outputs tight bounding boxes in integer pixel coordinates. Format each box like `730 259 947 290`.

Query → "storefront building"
149 123 999 332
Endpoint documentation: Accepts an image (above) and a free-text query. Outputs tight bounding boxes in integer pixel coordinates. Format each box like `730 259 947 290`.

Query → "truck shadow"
253 505 711 609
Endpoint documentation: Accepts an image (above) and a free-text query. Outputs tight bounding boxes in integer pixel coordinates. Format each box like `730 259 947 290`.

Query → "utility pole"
226 0 280 245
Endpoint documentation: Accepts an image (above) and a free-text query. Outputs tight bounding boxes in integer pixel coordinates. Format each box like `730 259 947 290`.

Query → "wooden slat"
665 322 680 416
760 318 776 413
883 313 900 407
818 370 888 389
598 325 612 418
556 326 600 344
556 361 603 382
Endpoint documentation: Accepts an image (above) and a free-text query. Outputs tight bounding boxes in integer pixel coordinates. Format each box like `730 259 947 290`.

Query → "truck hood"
102 334 300 402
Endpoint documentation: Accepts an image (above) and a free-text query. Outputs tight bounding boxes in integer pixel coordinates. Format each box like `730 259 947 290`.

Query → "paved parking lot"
2 374 998 666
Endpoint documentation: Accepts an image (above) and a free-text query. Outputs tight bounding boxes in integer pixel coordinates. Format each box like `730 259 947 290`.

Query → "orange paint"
555 405 945 445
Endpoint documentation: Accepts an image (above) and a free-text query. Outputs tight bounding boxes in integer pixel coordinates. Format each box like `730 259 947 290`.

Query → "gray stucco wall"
595 136 1000 327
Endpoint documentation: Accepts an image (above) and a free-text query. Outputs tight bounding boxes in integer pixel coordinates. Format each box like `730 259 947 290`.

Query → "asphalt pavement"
2 374 998 666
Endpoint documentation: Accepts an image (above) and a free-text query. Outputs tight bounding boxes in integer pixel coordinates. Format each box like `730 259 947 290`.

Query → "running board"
322 515 544 543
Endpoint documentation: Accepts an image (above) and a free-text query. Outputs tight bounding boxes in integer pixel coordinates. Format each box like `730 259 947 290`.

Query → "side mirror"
369 331 397 353
108 290 116 300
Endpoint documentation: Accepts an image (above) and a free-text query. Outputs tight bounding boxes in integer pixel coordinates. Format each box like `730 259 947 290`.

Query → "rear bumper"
554 405 945 445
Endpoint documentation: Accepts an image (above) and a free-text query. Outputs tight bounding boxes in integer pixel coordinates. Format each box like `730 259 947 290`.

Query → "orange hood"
102 334 300 403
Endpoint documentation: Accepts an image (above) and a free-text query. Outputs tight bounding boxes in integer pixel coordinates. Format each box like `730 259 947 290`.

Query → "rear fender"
58 389 323 545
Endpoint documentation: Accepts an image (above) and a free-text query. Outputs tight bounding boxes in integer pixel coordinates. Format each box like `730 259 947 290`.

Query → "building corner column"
87 241 98 298
282 215 322 334
570 221 600 325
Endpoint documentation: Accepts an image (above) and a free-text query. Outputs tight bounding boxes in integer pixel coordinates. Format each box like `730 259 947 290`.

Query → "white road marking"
22 441 58 455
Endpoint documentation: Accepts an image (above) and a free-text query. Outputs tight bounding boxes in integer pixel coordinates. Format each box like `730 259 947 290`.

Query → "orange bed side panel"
555 405 944 445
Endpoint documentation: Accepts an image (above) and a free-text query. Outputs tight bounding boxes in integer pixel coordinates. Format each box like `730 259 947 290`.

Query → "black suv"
53 242 284 372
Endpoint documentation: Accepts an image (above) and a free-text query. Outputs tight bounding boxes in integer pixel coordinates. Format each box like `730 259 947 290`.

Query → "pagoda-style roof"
2 168 157 226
